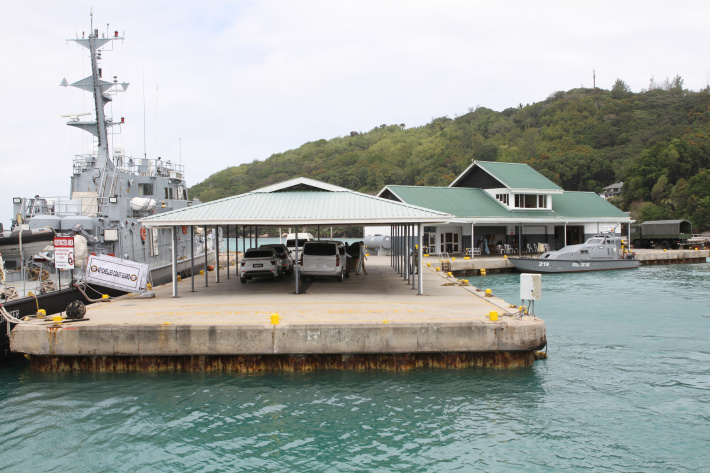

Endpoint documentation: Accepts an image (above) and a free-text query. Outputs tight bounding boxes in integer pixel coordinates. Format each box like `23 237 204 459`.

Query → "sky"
1 0 709 227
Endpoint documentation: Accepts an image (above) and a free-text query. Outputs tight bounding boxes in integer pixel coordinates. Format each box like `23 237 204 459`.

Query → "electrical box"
104 229 119 242
520 273 541 300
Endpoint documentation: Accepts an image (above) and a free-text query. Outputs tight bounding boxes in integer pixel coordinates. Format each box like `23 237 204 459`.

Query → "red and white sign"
54 236 75 270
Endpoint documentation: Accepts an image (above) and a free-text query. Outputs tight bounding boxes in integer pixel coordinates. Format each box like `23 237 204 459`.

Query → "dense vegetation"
190 77 710 231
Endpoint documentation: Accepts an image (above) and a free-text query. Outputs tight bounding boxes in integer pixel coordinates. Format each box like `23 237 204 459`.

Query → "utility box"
520 274 541 300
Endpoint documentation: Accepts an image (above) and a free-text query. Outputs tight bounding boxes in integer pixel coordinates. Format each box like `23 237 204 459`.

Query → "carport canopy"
139 177 453 294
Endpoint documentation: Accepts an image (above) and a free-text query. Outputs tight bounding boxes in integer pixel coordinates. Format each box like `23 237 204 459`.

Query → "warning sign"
54 236 75 270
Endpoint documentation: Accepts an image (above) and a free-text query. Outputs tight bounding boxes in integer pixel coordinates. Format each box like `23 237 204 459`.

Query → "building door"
428 233 436 255
440 232 459 254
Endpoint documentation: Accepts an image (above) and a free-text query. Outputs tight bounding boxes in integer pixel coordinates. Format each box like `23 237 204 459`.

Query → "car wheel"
240 276 247 284
632 239 642 249
337 271 344 282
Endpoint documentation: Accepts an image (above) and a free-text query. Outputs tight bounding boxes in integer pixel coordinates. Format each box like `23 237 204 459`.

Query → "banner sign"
54 236 75 270
85 254 149 292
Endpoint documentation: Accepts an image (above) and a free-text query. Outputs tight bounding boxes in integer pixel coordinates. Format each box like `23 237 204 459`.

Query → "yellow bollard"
485 288 492 297
447 272 453 277
102 294 109 300
452 257 456 261
200 270 204 275
503 255 507 259
464 256 470 260
52 315 63 323
177 275 182 282
427 262 431 267
270 313 280 325
480 268 486 275
36 309 46 318
146 283 152 290
488 311 498 321
436 267 440 272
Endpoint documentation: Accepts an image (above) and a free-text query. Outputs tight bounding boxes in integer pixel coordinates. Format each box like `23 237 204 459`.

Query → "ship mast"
63 11 127 172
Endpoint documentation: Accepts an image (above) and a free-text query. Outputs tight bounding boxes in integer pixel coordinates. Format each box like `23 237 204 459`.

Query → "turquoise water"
1 264 709 472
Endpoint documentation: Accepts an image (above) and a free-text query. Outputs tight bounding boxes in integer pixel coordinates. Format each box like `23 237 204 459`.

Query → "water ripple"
1 265 709 472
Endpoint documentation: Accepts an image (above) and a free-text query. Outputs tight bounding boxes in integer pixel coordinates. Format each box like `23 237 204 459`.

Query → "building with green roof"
376 161 631 255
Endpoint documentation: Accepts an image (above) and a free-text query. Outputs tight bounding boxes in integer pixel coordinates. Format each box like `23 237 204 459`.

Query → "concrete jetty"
10 256 546 372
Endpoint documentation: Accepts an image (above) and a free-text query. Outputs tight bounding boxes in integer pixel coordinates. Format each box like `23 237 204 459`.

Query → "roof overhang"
139 186 453 228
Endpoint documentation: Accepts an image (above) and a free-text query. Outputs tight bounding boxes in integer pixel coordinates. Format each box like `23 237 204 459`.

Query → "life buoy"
182 226 188 235
140 227 147 242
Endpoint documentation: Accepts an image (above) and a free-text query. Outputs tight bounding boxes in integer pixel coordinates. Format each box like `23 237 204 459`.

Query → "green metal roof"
384 186 630 222
140 188 452 227
451 161 563 192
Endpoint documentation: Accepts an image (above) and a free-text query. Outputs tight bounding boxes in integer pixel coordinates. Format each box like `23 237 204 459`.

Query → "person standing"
360 241 368 275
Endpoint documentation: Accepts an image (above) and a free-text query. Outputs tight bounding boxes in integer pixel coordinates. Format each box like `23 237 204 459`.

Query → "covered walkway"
139 178 452 296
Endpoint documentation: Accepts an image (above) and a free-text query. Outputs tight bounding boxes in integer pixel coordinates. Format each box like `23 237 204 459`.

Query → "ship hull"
508 257 639 273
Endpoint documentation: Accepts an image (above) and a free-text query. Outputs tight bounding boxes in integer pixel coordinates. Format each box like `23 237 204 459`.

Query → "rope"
0 303 29 324
73 282 110 303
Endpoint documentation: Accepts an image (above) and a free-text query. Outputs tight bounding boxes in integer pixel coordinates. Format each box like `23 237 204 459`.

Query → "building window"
513 194 547 209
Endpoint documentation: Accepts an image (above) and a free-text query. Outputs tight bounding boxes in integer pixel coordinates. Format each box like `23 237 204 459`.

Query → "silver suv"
259 243 294 275
298 241 347 282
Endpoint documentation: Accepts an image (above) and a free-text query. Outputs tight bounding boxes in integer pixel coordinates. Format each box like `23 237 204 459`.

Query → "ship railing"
73 155 185 179
15 195 113 219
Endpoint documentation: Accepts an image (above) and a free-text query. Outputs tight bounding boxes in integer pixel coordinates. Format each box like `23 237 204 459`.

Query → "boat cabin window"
138 183 154 196
586 238 603 245
164 187 174 200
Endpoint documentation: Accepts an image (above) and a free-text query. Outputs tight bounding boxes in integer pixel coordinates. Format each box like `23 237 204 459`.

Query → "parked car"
259 243 293 275
298 241 347 282
285 232 314 259
240 248 282 283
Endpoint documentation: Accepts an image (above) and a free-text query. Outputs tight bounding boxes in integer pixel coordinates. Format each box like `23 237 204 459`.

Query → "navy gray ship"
508 233 639 273
0 15 214 359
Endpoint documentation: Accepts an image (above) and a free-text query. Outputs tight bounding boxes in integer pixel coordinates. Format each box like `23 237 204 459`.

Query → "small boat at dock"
508 233 639 273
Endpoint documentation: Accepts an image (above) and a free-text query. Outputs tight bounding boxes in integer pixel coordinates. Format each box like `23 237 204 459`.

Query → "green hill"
190 77 710 231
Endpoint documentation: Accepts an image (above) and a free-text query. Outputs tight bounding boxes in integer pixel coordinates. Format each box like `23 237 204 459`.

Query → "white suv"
240 248 281 283
298 241 347 282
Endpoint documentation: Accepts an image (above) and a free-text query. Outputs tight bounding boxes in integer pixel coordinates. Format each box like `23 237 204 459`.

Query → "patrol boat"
0 14 214 359
508 233 639 273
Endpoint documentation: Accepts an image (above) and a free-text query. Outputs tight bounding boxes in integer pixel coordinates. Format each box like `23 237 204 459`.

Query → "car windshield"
245 250 273 258
304 244 336 256
286 239 309 248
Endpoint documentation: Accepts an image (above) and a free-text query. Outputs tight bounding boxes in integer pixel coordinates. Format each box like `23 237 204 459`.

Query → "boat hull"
508 257 640 273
